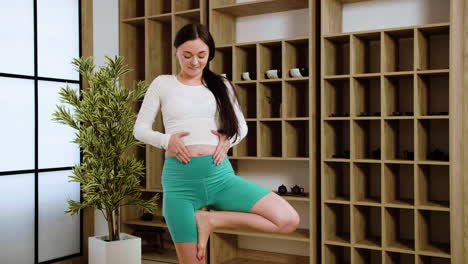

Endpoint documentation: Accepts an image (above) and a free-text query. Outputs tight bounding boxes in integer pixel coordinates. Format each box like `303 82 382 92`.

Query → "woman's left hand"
211 130 230 165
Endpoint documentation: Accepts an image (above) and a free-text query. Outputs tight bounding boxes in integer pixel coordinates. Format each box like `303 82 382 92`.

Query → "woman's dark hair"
174 23 241 142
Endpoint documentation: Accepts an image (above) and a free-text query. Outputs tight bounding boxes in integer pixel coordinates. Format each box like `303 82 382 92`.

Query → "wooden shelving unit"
209 0 317 263
320 0 463 263
119 0 207 263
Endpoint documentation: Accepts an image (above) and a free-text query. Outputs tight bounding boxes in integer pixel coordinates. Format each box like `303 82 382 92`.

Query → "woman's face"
176 38 210 77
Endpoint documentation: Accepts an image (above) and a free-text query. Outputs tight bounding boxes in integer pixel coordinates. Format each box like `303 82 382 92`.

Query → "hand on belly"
166 144 217 157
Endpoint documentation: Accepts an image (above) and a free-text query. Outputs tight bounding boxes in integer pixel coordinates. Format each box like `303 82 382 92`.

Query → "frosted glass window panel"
39 170 80 262
0 0 34 76
0 77 35 172
0 174 35 264
37 0 80 81
38 81 80 169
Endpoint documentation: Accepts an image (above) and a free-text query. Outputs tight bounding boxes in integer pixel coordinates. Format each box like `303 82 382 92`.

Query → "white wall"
91 0 450 256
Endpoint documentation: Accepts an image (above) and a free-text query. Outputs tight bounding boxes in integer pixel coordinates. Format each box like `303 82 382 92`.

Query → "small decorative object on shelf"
220 72 232 80
141 212 154 222
427 149 449 161
405 111 413 116
266 95 282 117
392 111 403 116
359 112 370 117
291 185 305 195
332 150 350 159
241 71 256 80
278 184 288 195
373 112 381 116
265 69 281 79
289 67 308 77
330 113 349 117
428 111 449 116
403 150 414 160
372 148 381 159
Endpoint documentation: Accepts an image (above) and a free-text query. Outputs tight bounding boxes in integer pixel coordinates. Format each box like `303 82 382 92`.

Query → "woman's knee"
276 208 300 234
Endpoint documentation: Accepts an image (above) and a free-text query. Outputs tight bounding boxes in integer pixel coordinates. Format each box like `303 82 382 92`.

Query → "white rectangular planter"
89 232 141 264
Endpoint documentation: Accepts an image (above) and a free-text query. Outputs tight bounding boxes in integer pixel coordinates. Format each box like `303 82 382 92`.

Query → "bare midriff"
165 144 217 157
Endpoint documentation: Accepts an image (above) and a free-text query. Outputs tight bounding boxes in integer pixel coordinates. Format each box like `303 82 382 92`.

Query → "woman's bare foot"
195 210 214 261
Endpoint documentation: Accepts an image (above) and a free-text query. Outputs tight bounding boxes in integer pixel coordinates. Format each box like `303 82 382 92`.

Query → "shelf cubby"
417 164 449 209
284 38 309 78
383 74 414 117
283 120 309 158
383 164 414 206
235 83 256 118
417 210 451 255
324 245 351 264
416 72 449 117
383 28 415 73
147 18 172 77
324 203 351 244
384 252 415 264
259 41 282 80
146 0 171 16
212 46 233 80
259 121 282 157
324 120 350 160
284 79 309 118
324 35 351 76
353 205 382 247
234 44 257 81
173 0 200 12
121 0 145 19
416 25 450 71
259 82 282 118
324 78 350 118
353 248 382 264
384 207 415 251
384 119 414 161
324 162 350 202
352 32 381 74
233 121 257 157
417 119 449 162
419 255 451 264
353 163 381 204
353 76 381 117
120 21 146 88
353 120 381 160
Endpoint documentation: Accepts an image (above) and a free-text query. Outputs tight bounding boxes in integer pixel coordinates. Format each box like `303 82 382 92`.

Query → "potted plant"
52 56 158 264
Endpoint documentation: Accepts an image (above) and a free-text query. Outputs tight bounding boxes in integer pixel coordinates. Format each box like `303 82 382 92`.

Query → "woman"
133 23 300 264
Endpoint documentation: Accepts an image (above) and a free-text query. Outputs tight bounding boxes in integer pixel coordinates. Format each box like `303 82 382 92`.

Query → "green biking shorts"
161 154 272 243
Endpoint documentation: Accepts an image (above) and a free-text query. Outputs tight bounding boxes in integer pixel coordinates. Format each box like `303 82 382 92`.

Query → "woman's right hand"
168 132 192 163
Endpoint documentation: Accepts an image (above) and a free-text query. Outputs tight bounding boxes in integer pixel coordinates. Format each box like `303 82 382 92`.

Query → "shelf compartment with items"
283 79 309 118
323 162 350 202
383 163 414 207
384 207 415 251
416 119 449 162
283 37 309 79
210 232 310 264
259 121 282 157
353 162 381 204
353 120 381 160
351 31 381 74
416 24 450 71
323 244 351 264
324 203 351 244
258 81 282 118
234 43 257 82
323 78 350 118
211 46 233 81
382 74 414 117
232 120 257 157
383 119 414 161
417 164 449 210
147 17 173 77
353 76 381 118
416 72 449 117
353 205 382 247
353 248 382 264
323 120 351 160
323 35 351 76
146 0 171 16
283 120 309 158
417 210 451 256
259 41 283 80
382 28 415 73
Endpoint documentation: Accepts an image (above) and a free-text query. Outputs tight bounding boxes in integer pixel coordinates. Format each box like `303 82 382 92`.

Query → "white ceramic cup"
290 68 302 77
220 73 227 78
266 69 280 79
241 72 251 80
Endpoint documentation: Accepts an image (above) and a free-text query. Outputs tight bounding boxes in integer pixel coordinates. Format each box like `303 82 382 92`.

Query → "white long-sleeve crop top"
133 74 248 150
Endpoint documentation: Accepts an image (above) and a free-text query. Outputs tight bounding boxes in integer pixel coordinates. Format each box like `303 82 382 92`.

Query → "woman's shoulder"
148 74 176 92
